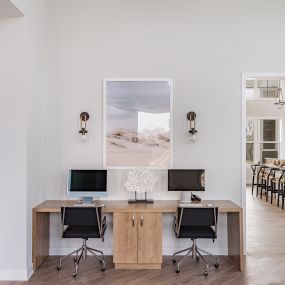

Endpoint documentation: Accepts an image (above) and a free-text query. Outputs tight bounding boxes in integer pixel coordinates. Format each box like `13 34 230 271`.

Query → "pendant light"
274 88 285 109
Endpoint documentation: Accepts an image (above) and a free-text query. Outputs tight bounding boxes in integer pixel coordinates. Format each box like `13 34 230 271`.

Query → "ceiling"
0 0 24 17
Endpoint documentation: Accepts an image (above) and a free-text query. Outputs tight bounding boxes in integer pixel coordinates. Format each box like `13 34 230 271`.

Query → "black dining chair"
266 168 284 204
172 206 219 276
56 206 106 277
256 165 270 198
275 169 285 208
250 163 261 195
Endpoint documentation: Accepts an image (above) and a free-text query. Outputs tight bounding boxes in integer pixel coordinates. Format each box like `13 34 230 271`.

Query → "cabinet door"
113 212 138 263
138 212 162 263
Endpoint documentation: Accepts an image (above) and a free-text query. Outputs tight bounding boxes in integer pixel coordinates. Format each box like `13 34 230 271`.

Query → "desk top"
33 200 242 213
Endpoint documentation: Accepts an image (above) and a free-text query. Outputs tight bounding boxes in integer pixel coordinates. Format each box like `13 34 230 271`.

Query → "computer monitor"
67 170 107 204
168 169 205 203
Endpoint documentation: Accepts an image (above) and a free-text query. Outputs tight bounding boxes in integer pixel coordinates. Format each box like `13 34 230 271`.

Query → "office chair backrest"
61 206 102 227
177 207 218 227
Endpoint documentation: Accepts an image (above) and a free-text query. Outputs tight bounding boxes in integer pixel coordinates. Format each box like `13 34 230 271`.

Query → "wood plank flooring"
2 188 285 285
1 255 285 285
246 186 285 255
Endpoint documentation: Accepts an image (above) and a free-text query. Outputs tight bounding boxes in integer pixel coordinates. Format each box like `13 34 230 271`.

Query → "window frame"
246 116 281 164
246 79 284 100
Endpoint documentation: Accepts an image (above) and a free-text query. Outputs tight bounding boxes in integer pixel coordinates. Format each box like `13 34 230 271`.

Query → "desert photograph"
105 80 172 168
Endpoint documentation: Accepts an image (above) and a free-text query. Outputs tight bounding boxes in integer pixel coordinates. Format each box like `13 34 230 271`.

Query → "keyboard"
73 203 105 207
179 203 203 207
73 203 95 207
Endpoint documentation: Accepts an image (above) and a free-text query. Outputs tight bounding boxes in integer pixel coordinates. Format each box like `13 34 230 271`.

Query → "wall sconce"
186 111 198 141
79 112 89 140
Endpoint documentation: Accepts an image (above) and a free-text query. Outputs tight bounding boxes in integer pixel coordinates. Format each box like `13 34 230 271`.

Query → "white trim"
0 270 29 281
102 78 174 169
169 79 174 168
246 98 276 101
242 72 285 255
49 247 228 256
247 115 282 120
50 247 113 256
243 73 285 79
162 247 228 256
102 78 107 168
26 264 34 280
241 73 247 255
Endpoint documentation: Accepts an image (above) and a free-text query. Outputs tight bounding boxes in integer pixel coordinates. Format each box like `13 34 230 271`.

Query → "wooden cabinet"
113 212 138 264
113 211 162 269
138 212 162 264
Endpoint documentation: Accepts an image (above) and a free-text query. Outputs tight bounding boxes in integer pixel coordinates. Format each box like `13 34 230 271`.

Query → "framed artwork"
103 78 173 168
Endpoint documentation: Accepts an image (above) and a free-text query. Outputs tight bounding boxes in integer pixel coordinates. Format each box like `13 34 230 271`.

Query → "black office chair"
56 206 106 277
172 206 219 276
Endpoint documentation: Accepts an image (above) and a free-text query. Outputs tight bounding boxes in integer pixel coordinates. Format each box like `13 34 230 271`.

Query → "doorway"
242 73 285 255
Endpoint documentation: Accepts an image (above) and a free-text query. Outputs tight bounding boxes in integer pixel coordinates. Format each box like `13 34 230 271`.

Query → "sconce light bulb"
81 134 87 141
190 134 197 142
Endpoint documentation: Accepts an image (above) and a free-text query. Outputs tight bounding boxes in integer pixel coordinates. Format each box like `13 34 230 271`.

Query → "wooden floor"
2 255 285 285
3 189 285 285
246 186 285 255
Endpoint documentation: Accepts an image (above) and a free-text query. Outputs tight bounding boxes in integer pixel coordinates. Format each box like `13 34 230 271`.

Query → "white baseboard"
50 247 228 256
163 247 228 256
26 264 34 280
0 270 29 281
49 247 113 256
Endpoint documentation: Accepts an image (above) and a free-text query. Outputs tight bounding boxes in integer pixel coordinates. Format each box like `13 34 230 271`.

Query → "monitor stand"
82 197 93 204
179 192 192 204
179 192 202 204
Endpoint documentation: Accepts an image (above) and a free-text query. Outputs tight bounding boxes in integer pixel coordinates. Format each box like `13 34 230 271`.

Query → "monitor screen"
168 169 205 191
69 170 107 192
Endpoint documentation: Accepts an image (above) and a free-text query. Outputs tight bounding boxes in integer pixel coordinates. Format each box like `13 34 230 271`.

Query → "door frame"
241 72 285 253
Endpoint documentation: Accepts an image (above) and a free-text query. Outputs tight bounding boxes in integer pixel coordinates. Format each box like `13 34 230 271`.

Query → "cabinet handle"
141 215 143 226
132 215 135 227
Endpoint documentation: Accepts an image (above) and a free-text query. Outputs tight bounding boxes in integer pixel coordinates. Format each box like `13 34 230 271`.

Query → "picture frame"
103 78 173 169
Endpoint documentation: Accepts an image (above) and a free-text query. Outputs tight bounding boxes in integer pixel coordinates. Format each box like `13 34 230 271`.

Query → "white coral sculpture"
124 168 158 193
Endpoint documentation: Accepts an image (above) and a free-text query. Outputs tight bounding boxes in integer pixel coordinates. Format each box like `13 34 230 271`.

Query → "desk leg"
32 211 50 270
227 211 244 272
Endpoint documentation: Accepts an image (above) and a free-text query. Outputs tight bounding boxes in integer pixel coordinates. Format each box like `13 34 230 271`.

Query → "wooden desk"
32 200 244 271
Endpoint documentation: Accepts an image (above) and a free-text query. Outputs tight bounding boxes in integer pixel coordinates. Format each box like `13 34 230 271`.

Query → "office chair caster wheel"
176 268 180 273
74 257 78 262
196 257 199 261
172 259 176 263
56 265 61 271
215 261 219 268
72 272 77 278
203 271 208 277
101 267 105 272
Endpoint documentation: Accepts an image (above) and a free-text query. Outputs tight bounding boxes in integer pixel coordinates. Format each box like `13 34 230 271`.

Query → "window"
246 79 282 99
246 119 255 163
246 119 281 163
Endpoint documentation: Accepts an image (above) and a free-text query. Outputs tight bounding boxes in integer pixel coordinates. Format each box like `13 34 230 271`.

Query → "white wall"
0 16 27 280
43 0 285 257
2 0 285 280
0 0 47 280
25 0 47 278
